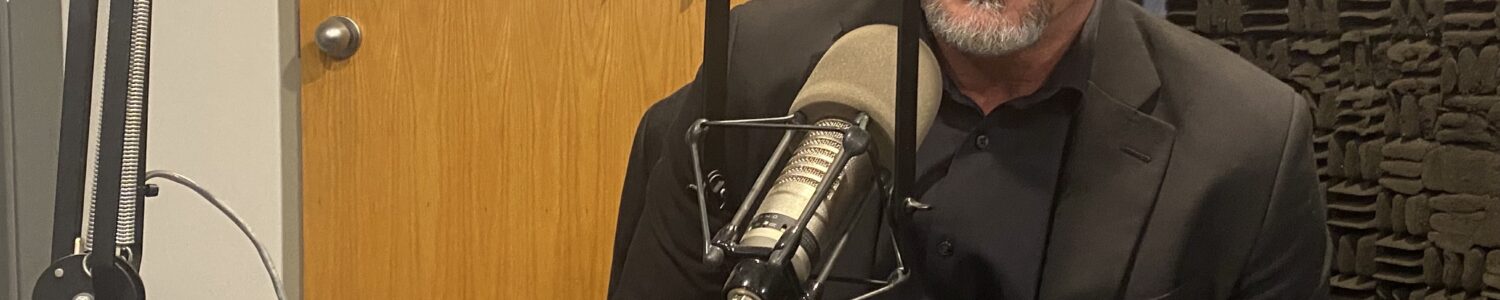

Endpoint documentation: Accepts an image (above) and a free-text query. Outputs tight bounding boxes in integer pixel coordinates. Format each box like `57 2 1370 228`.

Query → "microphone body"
737 118 877 280
721 24 943 300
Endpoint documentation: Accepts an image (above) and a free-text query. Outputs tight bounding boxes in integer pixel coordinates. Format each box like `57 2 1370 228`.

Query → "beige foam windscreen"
787 24 943 169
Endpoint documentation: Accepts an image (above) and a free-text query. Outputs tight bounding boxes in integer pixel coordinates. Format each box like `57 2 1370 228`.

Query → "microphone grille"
776 118 854 188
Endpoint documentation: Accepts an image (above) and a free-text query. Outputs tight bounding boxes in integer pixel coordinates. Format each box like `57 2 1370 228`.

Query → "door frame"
2 0 18 296
278 0 303 299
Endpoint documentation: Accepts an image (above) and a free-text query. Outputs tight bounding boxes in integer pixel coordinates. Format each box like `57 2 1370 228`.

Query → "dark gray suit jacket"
609 0 1333 298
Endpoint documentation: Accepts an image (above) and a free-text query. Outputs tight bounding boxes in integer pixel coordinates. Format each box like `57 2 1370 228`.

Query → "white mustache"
966 0 1007 10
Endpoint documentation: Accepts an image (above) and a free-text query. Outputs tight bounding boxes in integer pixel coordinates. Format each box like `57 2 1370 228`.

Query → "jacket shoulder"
1133 8 1309 161
1138 10 1298 107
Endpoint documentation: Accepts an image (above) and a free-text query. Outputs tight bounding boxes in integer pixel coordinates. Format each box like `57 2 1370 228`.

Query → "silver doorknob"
315 16 362 60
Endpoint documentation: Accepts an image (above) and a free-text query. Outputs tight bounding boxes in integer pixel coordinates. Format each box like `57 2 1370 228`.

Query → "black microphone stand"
33 0 153 298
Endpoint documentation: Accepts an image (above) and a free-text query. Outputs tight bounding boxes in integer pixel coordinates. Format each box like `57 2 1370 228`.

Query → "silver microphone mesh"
775 119 851 188
740 118 855 280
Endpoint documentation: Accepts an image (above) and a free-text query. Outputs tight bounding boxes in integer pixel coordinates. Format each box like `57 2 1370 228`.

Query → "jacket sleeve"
1231 93 1332 299
609 79 730 299
608 83 676 295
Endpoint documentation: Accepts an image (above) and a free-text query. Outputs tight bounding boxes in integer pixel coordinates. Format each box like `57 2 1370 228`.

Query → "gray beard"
924 0 1051 56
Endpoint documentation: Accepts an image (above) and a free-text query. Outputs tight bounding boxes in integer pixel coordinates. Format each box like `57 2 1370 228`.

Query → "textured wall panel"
1165 0 1500 297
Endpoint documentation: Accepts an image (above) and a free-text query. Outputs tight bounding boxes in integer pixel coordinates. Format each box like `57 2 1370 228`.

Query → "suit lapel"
1037 0 1178 298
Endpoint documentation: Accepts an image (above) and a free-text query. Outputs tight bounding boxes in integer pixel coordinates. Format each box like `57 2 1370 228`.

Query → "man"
610 0 1332 298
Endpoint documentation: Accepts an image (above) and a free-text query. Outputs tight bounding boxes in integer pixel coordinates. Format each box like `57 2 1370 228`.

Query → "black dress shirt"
904 3 1099 298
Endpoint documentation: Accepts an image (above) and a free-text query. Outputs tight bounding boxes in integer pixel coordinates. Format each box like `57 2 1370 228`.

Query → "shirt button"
974 134 990 150
938 240 954 257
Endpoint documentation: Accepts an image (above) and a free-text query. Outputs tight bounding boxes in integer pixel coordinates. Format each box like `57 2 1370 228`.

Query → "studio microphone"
716 24 943 300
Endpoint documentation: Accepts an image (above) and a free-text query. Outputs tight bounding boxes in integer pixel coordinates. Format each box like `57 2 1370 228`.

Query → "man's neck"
936 0 1096 114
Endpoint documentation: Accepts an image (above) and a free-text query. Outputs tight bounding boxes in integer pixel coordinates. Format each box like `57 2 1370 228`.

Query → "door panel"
299 0 742 298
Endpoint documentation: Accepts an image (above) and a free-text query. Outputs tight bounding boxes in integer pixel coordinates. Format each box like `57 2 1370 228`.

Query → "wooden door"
298 0 741 298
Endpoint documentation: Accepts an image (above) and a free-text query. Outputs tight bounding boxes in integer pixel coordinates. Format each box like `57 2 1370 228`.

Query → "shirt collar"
936 0 1102 110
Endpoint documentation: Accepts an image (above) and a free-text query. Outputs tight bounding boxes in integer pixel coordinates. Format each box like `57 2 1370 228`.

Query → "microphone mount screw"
706 170 730 209
141 184 160 198
904 197 932 211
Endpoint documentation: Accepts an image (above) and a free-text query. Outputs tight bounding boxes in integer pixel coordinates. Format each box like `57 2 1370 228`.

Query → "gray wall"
129 0 301 297
5 0 301 298
4 0 67 298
